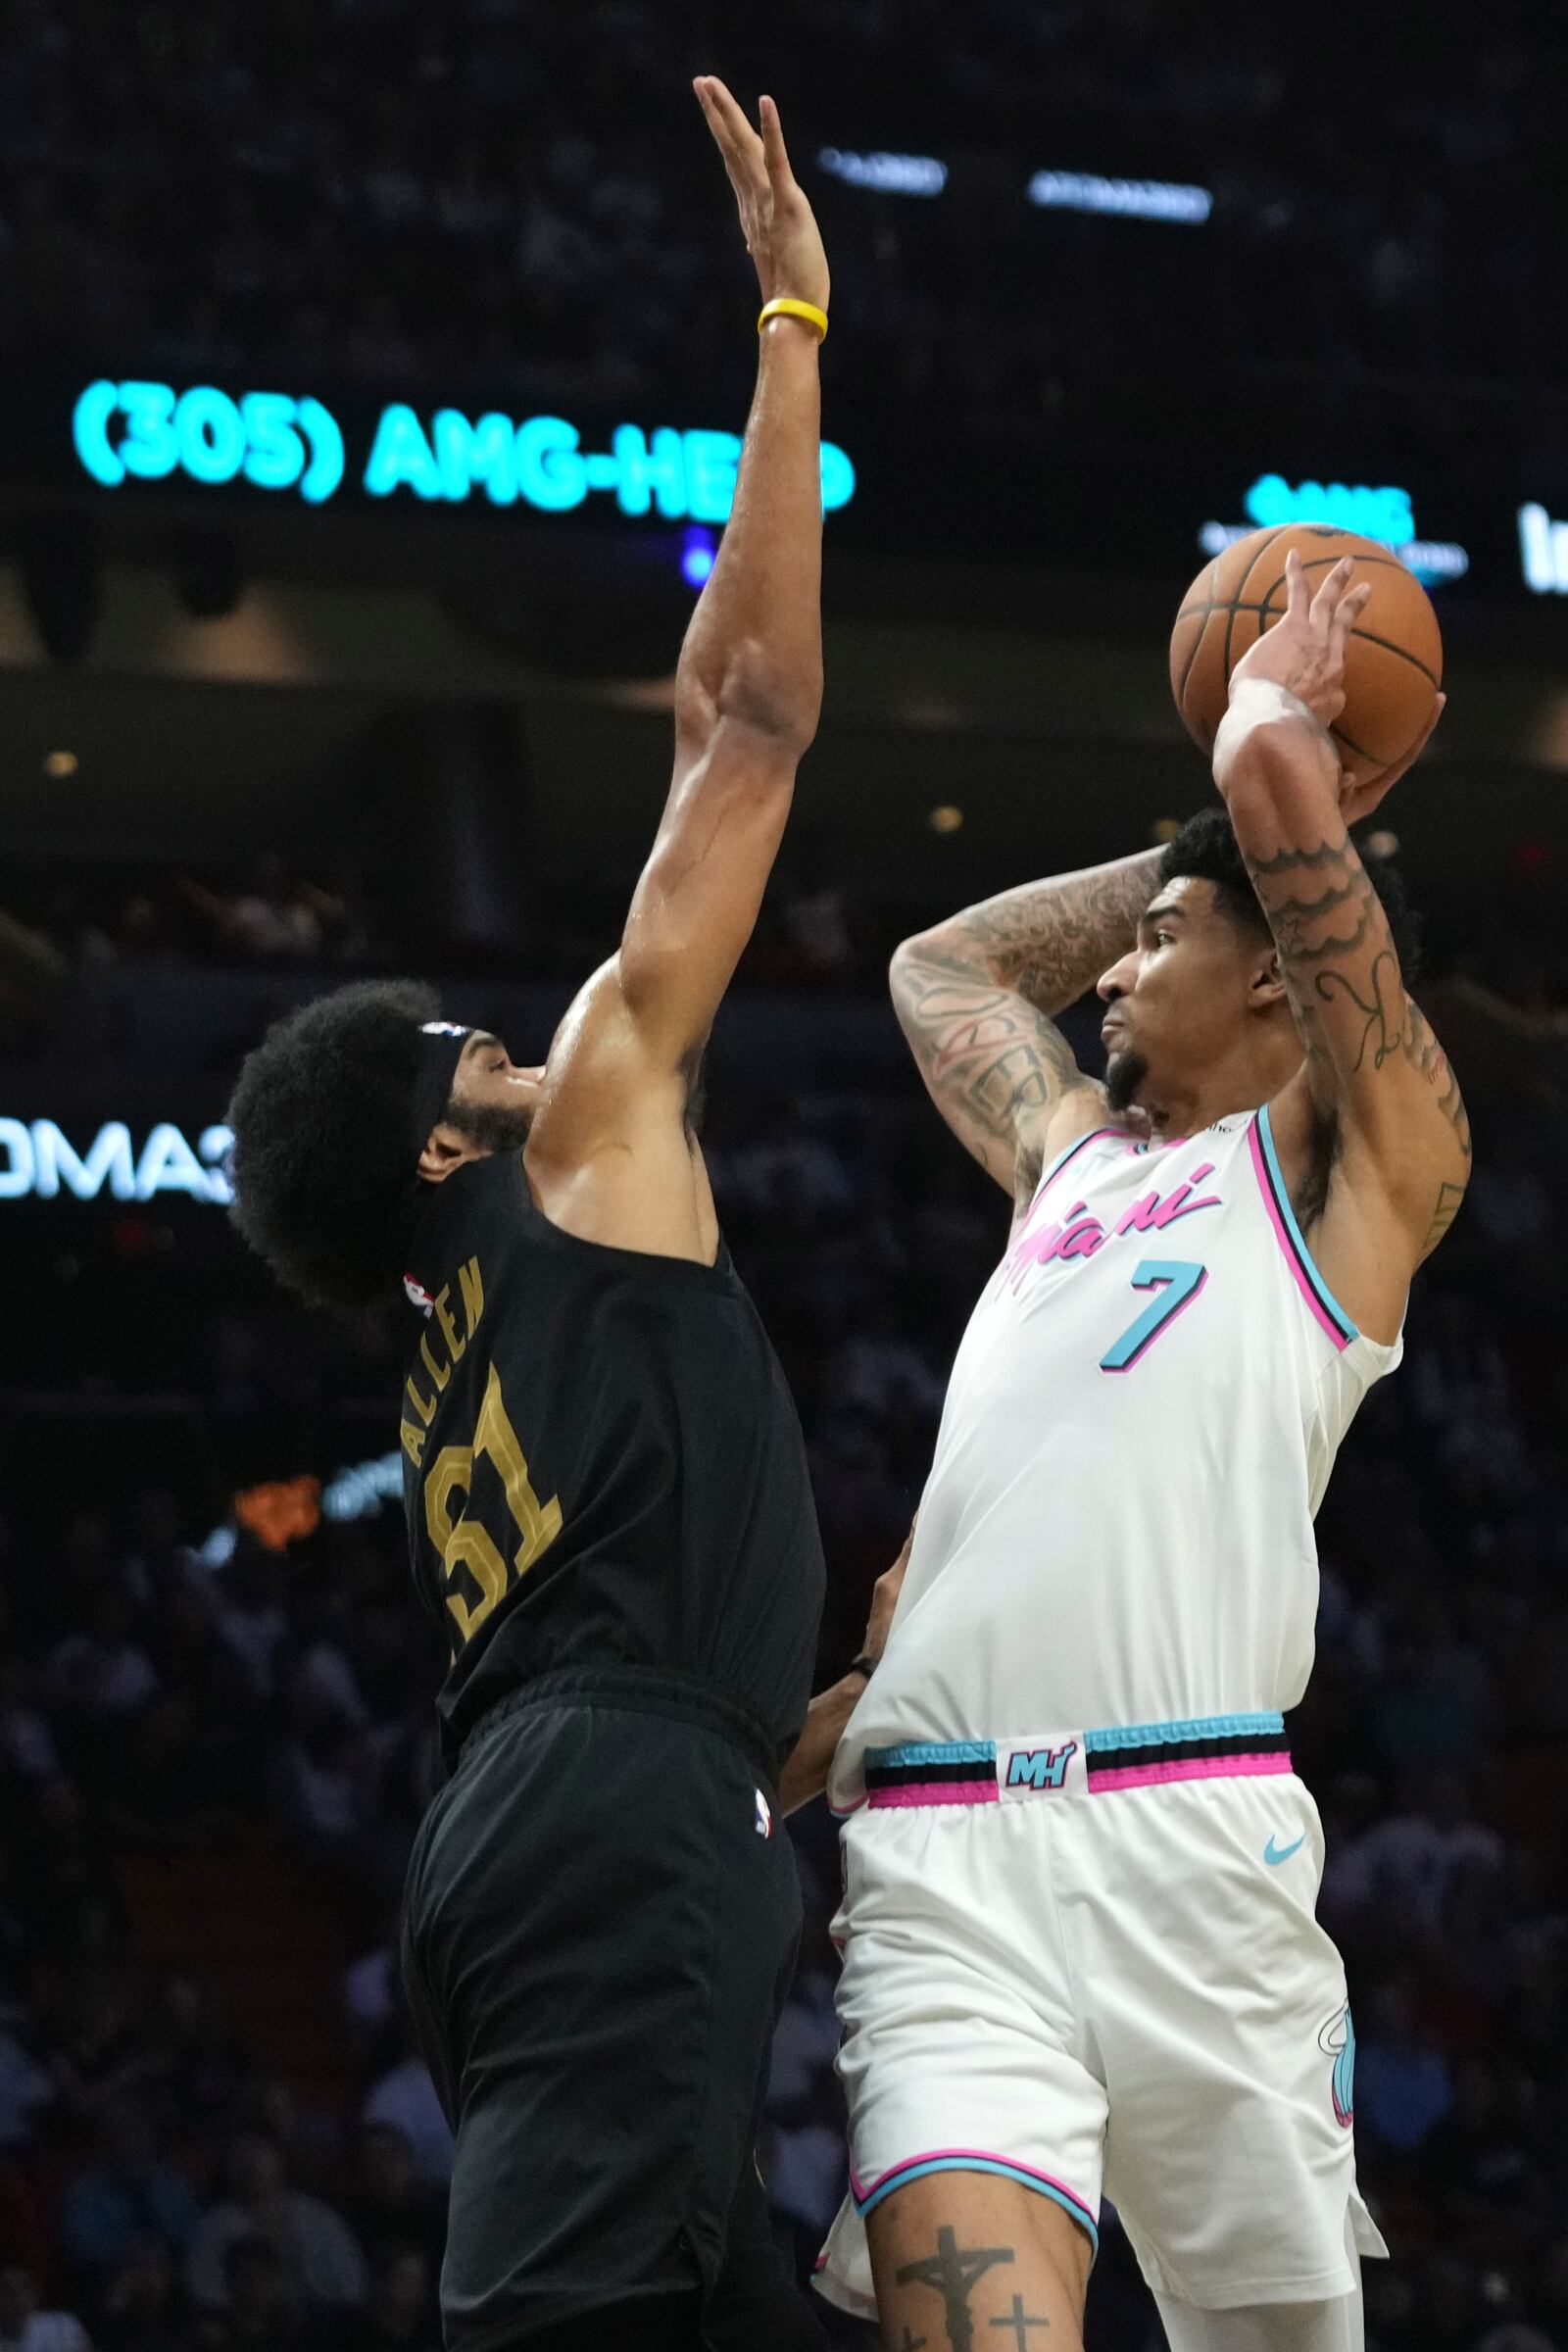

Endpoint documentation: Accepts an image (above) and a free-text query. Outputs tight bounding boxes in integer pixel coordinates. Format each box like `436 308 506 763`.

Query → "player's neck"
1142 1032 1299 1139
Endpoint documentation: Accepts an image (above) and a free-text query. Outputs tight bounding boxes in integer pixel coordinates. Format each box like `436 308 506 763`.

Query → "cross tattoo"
991 2292 1051 2345
895 2226 1016 2352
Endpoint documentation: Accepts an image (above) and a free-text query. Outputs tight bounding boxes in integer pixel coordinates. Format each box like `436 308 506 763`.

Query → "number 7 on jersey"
1099 1258 1208 1374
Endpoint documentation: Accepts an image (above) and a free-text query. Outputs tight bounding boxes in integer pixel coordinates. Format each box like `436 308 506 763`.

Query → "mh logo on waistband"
1006 1740 1079 1791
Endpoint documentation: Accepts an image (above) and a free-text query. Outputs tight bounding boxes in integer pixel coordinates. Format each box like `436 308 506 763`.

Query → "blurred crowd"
9 859 374 979
0 0 1561 450
3 855 871 986
2 1024 1567 2350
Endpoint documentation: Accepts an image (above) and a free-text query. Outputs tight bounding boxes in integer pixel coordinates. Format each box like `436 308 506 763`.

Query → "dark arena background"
2 6 1568 2348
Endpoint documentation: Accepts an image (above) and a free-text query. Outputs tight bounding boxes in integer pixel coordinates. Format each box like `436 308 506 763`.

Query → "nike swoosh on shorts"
1263 1831 1306 1865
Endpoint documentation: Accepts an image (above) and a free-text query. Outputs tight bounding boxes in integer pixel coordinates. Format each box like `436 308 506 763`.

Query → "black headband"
411 1021 472 1160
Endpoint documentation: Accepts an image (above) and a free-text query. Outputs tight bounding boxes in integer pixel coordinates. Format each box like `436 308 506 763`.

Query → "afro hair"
1157 806 1421 984
225 978 441 1315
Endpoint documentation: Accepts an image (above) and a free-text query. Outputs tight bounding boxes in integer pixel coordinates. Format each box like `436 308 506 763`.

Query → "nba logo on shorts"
755 1788 772 1839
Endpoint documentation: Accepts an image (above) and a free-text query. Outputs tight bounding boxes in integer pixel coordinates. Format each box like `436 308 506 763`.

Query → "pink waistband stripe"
1089 1748 1292 1792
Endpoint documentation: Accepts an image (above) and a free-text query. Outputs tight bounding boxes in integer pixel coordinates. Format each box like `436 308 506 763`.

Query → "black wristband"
849 1653 877 1683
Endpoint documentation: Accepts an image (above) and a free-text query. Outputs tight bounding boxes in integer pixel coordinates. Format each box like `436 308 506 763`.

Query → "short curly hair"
225 979 441 1314
1158 806 1421 983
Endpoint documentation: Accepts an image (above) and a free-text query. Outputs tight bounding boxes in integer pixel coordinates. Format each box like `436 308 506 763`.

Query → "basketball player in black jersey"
225 80 897 2352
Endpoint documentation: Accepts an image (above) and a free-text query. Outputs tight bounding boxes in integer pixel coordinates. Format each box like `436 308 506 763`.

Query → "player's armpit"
889 935 1102 1203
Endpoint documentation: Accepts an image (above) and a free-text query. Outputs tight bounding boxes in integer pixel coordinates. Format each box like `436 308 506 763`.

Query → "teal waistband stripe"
1085 1712 1285 1753
865 1720 1284 1772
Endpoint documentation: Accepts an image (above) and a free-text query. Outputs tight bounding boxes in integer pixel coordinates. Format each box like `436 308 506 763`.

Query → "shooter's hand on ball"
1223 550 1444 818
695 77 829 315
1229 551 1369 738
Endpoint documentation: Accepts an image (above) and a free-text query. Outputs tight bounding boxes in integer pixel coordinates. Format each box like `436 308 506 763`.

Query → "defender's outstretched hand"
695 77 829 315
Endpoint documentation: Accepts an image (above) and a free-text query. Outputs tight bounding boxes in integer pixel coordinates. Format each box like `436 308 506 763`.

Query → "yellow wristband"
758 297 828 341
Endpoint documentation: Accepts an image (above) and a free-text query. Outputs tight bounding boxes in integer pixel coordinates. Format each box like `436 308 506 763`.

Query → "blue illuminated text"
1028 171 1211 223
0 1118 234 1204
1198 475 1469 587
74 381 857 525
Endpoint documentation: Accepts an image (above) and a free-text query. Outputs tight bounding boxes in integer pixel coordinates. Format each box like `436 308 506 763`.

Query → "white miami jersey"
829 1106 1401 1810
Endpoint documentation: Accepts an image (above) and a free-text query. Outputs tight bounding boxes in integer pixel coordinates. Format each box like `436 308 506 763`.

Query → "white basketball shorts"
814 1714 1386 2320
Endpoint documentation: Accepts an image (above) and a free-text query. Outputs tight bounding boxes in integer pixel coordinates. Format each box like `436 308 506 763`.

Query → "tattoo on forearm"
891 948 1083 1180
891 853 1156 1187
1243 841 1380 1033
895 2228 1017 2352
1314 950 1406 1072
1239 833 1471 1179
955 854 1160 1013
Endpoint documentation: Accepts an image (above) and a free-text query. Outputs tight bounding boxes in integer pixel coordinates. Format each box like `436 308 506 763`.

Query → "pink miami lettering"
1007 1162 1222 1294
1115 1163 1222 1235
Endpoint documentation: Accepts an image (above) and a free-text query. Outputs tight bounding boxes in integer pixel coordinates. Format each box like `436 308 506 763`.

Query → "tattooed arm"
889 849 1161 1212
1214 552 1469 1335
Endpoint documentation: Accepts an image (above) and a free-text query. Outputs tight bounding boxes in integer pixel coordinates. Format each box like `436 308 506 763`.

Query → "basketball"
1169 522 1444 786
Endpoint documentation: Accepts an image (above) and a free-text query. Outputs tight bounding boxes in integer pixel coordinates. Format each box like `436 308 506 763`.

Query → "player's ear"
417 1122 486 1185
1250 948 1288 1010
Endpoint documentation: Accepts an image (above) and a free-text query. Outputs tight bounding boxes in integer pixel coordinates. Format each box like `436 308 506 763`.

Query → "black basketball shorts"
401 1665 822 2350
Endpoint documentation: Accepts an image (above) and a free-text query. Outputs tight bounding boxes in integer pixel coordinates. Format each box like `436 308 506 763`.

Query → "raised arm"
612 79 827 1069
890 850 1160 1208
1213 552 1469 1329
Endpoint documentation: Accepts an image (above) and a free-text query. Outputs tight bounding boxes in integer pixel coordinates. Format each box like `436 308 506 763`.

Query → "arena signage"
817 147 948 194
1027 170 1212 223
0 1117 234 1204
71 379 857 521
197 1446 404 1568
1197 473 1470 586
1519 502 1568 594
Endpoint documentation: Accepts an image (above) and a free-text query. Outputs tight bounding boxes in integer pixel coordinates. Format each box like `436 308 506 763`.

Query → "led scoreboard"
72 378 858 522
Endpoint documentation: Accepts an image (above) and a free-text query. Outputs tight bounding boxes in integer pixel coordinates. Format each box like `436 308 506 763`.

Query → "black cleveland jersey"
398 1152 826 1767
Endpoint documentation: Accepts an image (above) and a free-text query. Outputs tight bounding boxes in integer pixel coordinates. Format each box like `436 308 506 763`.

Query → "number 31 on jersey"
423 1364 563 1644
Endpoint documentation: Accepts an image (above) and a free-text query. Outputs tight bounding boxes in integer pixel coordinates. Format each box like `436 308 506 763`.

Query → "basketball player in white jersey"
814 555 1467 2352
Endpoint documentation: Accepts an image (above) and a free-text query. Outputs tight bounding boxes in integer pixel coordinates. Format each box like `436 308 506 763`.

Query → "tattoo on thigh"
894 2226 1017 2352
991 2292 1051 2343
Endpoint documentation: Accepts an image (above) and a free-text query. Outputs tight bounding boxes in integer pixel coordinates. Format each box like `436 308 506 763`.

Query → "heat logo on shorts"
1318 2006 1355 2129
1005 1740 1078 1791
